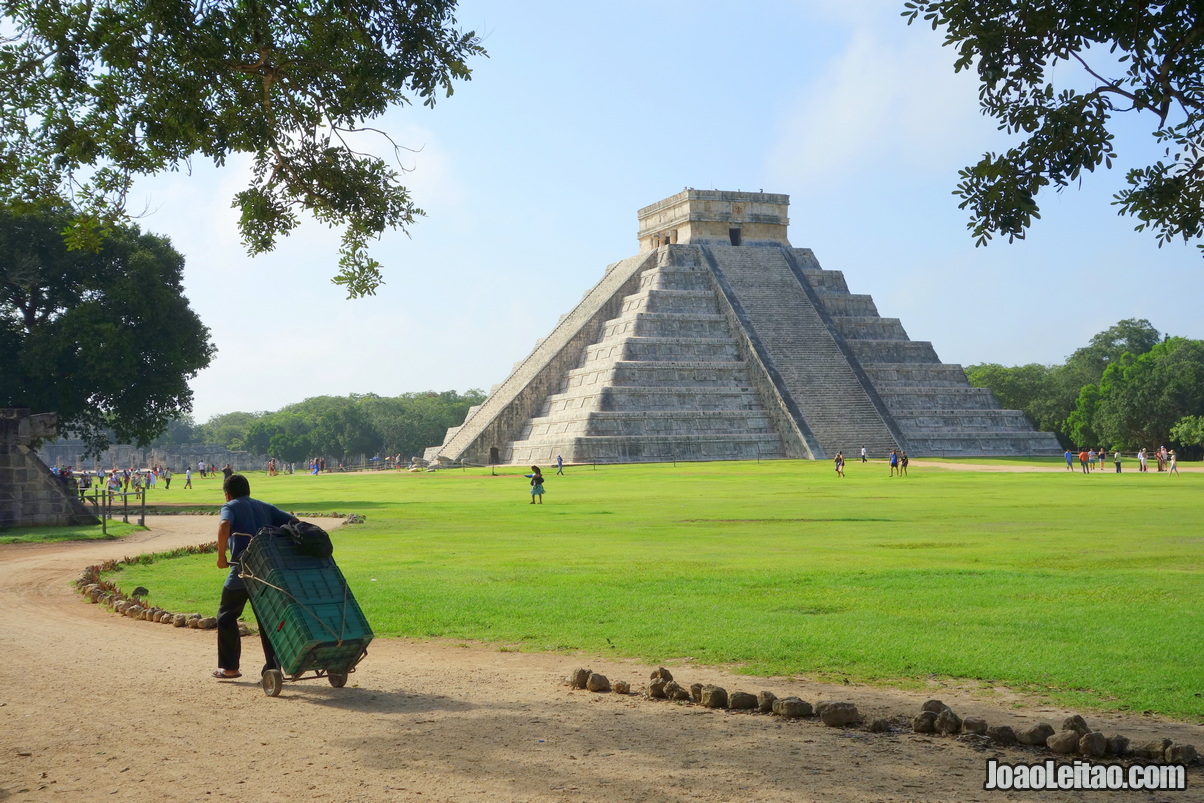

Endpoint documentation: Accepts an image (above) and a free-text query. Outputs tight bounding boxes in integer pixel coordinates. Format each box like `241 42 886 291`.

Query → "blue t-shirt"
220 496 294 589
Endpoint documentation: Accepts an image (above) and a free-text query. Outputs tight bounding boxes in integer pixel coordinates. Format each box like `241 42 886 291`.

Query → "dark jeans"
217 584 278 674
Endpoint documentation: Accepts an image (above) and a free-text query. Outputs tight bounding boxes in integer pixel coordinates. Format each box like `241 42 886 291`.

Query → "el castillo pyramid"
426 190 1060 465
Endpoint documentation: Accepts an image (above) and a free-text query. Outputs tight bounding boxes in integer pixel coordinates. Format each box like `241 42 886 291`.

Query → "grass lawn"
1 521 143 544
98 459 1203 719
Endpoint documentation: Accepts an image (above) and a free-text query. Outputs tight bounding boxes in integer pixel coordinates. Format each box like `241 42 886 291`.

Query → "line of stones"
568 666 860 726
570 666 1199 766
913 702 1199 764
73 563 243 633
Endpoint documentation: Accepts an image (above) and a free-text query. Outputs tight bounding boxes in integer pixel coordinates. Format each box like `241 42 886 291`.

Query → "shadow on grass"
679 517 895 523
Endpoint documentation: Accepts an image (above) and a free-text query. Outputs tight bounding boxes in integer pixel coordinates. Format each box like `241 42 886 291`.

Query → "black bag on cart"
278 521 333 558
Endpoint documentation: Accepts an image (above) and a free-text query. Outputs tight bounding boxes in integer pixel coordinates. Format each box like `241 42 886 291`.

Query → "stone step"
876 387 1001 410
815 294 879 317
620 289 720 315
798 267 850 294
828 316 909 341
638 266 712 292
508 433 788 465
583 337 741 364
846 339 941 364
863 363 974 387
561 361 756 393
601 312 730 340
904 432 1063 456
543 386 769 414
518 409 777 439
891 409 1038 432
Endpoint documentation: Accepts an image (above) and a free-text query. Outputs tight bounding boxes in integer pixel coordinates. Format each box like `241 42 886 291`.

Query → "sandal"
212 669 242 679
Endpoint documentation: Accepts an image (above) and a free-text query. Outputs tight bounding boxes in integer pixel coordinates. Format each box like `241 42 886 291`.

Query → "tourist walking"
900 452 909 476
556 454 564 475
184 466 192 489
527 466 546 504
1064 449 1074 471
1087 449 1097 472
1138 448 1148 472
834 452 845 478
1113 450 1122 473
1168 451 1179 475
163 468 172 489
860 446 867 463
1078 449 1089 474
889 449 899 476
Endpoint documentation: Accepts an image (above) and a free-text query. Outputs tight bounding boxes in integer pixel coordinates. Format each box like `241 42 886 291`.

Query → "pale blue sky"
130 0 1203 423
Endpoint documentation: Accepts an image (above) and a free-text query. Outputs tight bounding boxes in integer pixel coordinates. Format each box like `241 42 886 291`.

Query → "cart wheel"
261 669 283 697
328 672 348 688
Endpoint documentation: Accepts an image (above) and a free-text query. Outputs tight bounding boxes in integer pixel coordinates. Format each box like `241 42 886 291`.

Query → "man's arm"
216 519 231 569
273 504 300 527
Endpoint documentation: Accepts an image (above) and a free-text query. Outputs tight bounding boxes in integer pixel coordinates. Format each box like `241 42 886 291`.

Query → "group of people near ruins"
1066 446 1178 475
50 460 247 501
829 448 908 478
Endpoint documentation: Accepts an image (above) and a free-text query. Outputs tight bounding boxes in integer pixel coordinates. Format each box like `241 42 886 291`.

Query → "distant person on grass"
1114 450 1122 473
556 454 564 475
213 473 299 680
1078 449 1088 474
860 446 867 463
526 466 545 504
889 449 899 476
1064 449 1074 471
834 451 844 478
1168 451 1179 476
900 452 909 476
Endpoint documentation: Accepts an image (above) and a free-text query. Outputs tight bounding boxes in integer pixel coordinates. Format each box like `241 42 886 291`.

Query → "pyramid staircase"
506 248 787 464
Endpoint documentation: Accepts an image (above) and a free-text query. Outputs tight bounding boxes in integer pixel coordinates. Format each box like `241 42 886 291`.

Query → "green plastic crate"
240 531 373 677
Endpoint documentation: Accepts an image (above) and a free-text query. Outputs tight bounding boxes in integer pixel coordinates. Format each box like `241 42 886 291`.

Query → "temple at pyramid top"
638 189 791 250
426 190 1060 466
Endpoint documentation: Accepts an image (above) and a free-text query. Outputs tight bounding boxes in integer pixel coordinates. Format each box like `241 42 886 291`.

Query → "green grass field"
72 460 1204 719
0 520 142 544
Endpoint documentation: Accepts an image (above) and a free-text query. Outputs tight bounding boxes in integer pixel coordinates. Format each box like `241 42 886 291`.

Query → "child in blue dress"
526 466 545 504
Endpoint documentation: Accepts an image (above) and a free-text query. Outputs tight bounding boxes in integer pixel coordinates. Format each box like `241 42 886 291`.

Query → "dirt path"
1 517 1201 802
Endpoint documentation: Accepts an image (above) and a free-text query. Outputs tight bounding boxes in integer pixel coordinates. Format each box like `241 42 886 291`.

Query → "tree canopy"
904 1 1204 253
0 0 484 297
0 208 214 452
155 390 485 462
966 318 1204 455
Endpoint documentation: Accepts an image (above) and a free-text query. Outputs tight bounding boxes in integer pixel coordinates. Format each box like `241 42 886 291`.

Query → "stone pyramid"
426 190 1059 465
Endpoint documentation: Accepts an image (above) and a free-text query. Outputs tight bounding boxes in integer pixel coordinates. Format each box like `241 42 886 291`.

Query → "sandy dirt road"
1 516 1201 802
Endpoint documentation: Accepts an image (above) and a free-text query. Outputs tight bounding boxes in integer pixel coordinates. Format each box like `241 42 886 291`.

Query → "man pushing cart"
213 474 372 696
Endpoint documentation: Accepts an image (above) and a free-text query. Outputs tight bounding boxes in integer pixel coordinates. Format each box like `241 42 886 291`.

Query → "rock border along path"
2 515 1202 802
